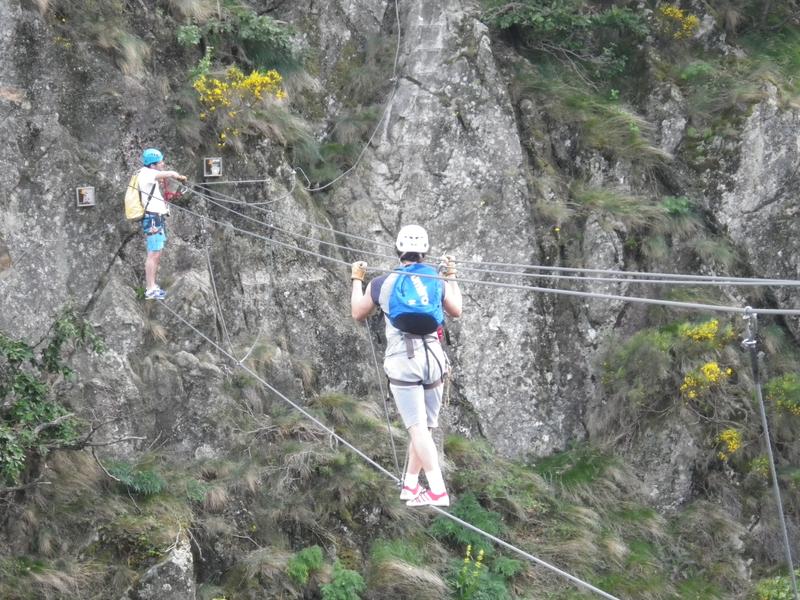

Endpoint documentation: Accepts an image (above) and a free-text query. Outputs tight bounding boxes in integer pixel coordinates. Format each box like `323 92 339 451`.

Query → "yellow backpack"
124 172 156 221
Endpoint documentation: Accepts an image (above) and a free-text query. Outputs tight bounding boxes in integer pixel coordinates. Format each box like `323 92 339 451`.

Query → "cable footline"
195 185 277 208
160 300 399 480
196 178 275 186
157 300 623 600
189 186 776 288
169 201 800 317
195 172 296 207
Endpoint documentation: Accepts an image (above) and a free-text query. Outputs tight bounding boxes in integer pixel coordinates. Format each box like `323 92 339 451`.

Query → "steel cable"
168 200 800 316
157 299 623 600
181 180 800 288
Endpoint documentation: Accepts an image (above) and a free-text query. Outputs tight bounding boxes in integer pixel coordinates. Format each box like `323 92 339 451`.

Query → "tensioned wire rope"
155 298 624 600
166 200 800 317
186 182 406 480
179 180 800 288
189 185 394 262
185 177 800 286
186 181 398 254
742 310 800 599
154 176 800 288
195 172 296 208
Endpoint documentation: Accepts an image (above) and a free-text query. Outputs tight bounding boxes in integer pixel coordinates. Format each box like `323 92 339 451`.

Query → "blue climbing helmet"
141 148 164 166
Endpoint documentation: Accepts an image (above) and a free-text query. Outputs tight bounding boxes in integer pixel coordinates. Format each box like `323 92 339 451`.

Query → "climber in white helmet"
350 225 462 507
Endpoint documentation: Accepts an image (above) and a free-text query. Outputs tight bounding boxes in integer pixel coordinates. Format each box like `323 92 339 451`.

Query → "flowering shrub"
455 545 485 599
716 429 742 461
680 319 718 342
680 361 733 400
193 65 286 148
678 319 736 347
657 4 700 40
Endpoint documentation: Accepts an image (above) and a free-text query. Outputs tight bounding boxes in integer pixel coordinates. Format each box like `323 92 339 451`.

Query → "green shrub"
755 570 800 600
492 555 523 578
534 445 614 489
287 545 324 586
107 461 166 496
185 479 210 503
765 373 800 416
602 329 675 409
453 545 512 600
431 493 504 555
482 0 648 81
0 310 102 486
177 24 202 47
180 2 295 71
321 561 365 600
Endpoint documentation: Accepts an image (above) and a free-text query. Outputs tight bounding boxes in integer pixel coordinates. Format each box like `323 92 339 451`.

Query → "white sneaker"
407 489 450 507
144 287 166 300
400 484 424 501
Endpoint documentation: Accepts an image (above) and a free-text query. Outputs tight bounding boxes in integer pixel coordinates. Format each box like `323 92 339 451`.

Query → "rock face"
120 536 195 600
1 0 799 564
333 0 585 458
713 85 800 336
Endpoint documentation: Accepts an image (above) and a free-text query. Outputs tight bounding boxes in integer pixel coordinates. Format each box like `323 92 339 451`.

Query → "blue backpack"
387 263 444 335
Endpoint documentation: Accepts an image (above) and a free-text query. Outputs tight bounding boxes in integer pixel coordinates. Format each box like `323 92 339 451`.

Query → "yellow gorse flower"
680 319 719 342
193 65 286 148
680 361 733 400
717 428 742 461
679 319 736 348
659 4 700 39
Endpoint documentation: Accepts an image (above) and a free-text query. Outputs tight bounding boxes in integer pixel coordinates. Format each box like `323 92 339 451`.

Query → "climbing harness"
142 213 165 236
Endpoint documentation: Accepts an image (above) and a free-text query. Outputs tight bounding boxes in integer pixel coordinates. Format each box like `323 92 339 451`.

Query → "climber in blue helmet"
138 148 187 300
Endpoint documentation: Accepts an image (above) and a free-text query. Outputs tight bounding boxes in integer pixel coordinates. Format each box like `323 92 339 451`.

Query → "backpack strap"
140 183 157 215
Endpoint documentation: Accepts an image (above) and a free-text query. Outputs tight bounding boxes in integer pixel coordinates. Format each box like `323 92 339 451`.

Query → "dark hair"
398 251 424 262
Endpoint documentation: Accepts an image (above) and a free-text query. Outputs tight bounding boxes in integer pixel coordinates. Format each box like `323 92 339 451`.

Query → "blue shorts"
142 214 167 253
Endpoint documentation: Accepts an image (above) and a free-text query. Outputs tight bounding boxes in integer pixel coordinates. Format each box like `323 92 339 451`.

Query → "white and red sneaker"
406 489 450 507
400 483 425 501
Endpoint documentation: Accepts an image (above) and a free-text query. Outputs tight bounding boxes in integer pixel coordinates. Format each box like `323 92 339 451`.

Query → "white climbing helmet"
396 224 429 254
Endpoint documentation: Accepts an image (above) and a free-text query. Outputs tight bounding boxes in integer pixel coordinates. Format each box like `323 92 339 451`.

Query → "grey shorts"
385 342 447 429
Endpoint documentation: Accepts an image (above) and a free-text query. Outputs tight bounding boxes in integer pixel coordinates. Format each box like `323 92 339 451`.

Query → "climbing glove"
351 261 368 282
439 255 457 279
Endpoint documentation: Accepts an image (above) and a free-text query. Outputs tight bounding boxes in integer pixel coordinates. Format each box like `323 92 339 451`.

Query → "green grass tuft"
534 445 615 489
